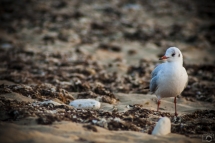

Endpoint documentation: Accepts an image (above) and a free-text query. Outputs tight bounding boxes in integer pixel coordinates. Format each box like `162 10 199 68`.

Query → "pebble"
152 117 171 136
69 99 101 109
1 43 13 49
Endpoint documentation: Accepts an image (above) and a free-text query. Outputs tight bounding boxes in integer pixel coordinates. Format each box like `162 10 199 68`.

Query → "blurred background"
0 0 215 63
0 0 215 98
0 1 215 140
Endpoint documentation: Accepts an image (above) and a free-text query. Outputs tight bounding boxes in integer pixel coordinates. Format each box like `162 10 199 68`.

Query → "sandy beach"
0 0 215 142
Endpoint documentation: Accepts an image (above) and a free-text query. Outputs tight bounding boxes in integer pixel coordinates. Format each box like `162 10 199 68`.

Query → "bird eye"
178 54 180 57
172 53 175 57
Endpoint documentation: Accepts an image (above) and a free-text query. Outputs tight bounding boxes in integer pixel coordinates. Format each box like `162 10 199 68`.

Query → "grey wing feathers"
151 64 163 78
150 64 163 93
150 76 158 93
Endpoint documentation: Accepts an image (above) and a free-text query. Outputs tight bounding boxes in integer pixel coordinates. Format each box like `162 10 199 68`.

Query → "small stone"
69 99 101 109
1 43 13 49
152 117 171 136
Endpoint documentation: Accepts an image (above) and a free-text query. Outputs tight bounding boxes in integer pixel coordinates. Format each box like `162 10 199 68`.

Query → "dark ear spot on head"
178 54 180 57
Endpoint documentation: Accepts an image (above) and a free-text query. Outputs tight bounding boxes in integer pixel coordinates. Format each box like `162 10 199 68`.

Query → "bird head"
159 47 183 64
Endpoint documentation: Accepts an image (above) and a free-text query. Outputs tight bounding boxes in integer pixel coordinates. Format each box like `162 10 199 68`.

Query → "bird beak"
159 56 169 60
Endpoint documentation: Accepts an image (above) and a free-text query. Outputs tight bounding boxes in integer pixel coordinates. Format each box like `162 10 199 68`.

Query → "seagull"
150 47 188 116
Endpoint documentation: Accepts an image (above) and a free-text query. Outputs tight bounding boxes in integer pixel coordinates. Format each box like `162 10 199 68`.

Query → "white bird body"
155 62 188 99
150 47 188 116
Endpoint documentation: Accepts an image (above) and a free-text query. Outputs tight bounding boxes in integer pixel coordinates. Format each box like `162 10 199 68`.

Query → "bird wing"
150 76 158 93
150 64 164 93
151 64 164 78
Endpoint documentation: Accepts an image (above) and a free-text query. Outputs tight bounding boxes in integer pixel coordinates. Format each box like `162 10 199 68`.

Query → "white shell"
152 117 171 136
69 99 101 109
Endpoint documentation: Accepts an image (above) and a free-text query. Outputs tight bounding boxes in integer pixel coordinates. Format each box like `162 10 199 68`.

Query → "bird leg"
174 97 178 116
157 100 161 112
